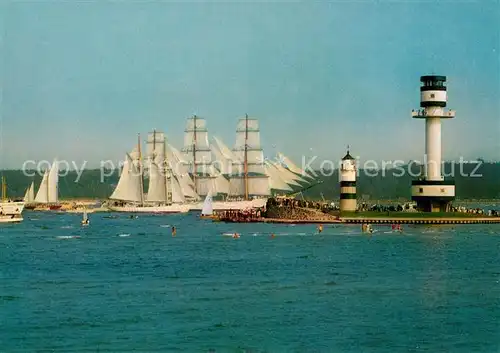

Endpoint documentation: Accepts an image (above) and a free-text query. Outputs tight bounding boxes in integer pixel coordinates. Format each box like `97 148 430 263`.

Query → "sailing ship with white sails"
24 159 61 210
186 115 309 211
107 117 315 213
181 115 229 198
107 133 191 213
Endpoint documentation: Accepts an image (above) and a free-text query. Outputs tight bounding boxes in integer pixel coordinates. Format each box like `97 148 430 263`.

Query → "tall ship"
24 159 61 210
187 115 307 211
0 176 24 223
228 115 270 200
181 115 229 198
107 133 191 213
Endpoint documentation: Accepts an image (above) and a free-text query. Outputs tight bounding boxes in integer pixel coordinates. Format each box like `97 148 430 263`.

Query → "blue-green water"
1 212 499 352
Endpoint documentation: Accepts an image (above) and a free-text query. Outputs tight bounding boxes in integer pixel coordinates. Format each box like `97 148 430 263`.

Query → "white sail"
166 143 199 199
83 210 88 222
177 173 200 200
34 171 49 203
167 143 192 185
274 162 307 184
47 160 59 203
264 162 293 191
146 160 167 202
211 144 232 175
201 190 213 215
213 136 238 161
182 116 216 197
170 175 186 204
23 187 29 202
24 181 35 203
229 176 270 197
195 176 216 197
214 173 230 194
109 153 143 203
146 131 166 161
229 116 270 198
278 153 313 179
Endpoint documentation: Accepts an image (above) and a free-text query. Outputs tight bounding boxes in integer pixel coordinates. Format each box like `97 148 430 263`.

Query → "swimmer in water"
171 226 176 236
317 224 323 233
232 233 240 239
271 233 275 238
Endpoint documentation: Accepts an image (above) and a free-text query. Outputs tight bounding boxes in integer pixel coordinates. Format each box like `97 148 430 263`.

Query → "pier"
220 216 500 225
341 217 500 225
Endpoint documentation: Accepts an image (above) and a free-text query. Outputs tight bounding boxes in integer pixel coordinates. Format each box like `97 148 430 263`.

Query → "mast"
153 129 156 159
163 135 170 204
192 115 197 193
138 133 144 206
244 114 249 201
1 176 6 201
46 166 49 203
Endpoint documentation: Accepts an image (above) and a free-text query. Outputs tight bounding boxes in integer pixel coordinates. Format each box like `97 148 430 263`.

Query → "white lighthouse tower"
411 75 456 212
339 148 356 212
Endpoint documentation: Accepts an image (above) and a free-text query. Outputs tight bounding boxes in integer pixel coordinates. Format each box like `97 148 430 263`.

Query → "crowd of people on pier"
450 206 499 216
266 197 335 213
218 208 263 222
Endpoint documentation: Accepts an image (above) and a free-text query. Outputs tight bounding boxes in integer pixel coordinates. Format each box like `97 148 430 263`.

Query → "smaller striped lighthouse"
340 148 357 212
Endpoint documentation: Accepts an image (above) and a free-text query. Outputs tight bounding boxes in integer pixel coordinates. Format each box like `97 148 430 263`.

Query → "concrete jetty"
221 216 500 225
341 217 500 225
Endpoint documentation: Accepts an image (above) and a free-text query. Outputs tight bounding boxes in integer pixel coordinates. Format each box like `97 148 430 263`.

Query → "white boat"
31 159 62 210
200 190 213 217
23 181 36 209
108 133 191 213
109 203 191 213
0 177 24 223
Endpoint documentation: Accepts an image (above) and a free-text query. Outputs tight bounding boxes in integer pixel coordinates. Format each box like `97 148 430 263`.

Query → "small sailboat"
33 159 61 210
81 210 89 226
23 181 36 209
200 190 214 219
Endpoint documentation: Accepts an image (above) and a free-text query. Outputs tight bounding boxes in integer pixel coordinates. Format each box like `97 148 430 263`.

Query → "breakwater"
342 217 500 225
217 198 500 225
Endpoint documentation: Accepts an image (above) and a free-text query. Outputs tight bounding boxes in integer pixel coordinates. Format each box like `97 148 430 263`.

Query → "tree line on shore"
1 162 499 201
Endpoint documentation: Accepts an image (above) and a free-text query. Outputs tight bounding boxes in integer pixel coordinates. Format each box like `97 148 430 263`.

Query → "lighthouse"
411 75 456 212
340 148 357 212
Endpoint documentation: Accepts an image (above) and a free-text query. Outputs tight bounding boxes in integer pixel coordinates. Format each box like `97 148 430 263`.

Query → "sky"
1 0 499 169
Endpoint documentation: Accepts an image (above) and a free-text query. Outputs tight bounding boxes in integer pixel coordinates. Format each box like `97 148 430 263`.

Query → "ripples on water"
1 212 499 352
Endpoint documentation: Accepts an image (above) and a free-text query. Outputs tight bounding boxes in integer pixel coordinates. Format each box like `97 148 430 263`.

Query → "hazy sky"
1 1 499 168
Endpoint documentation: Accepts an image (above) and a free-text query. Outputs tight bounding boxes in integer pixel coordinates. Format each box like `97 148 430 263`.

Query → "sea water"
1 212 499 352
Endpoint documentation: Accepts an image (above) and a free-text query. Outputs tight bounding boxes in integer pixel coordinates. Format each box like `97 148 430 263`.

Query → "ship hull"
0 201 24 223
0 215 23 223
189 199 267 211
108 204 191 214
0 201 25 215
